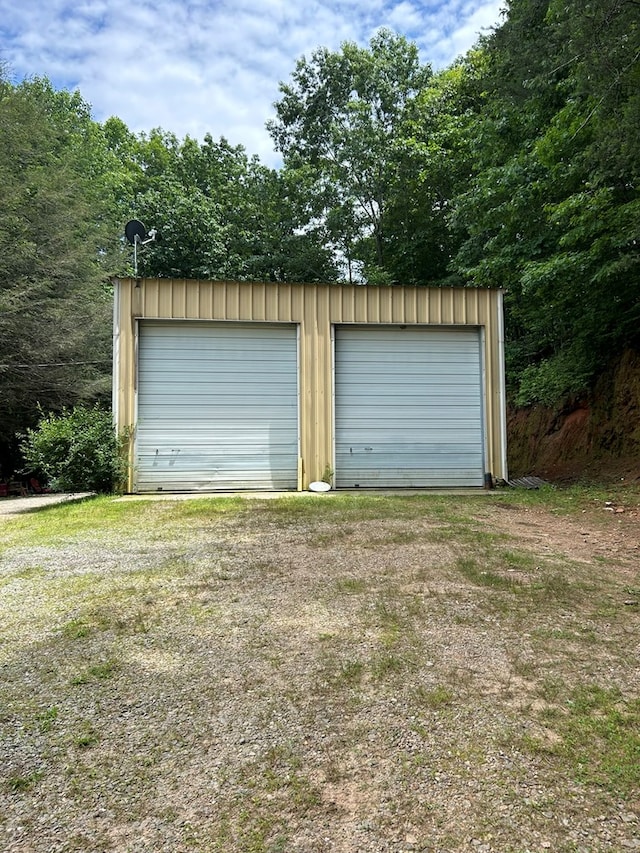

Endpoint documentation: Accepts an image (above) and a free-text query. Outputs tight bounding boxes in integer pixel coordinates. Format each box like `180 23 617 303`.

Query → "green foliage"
114 131 338 283
20 405 124 493
523 683 640 796
268 29 433 282
561 685 640 794
449 0 640 405
320 464 334 486
3 0 639 428
515 349 595 406
0 71 121 470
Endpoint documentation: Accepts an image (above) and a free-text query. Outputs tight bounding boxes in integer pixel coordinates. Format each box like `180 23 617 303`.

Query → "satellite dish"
125 219 147 244
125 219 159 277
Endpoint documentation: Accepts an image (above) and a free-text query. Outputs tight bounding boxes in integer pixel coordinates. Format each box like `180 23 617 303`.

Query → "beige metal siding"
113 279 506 491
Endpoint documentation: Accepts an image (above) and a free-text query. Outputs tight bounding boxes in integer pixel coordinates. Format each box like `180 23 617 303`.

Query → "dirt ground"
478 492 640 579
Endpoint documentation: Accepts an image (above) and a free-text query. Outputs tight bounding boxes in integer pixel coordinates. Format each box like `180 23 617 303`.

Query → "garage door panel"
335 326 485 488
138 405 297 419
135 321 298 492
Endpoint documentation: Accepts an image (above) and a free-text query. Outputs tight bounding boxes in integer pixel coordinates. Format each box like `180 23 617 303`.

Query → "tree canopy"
267 29 434 283
106 126 338 282
449 0 640 403
0 73 117 470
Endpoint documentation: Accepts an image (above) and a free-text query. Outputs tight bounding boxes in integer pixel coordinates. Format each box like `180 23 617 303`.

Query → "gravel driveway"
1 491 639 852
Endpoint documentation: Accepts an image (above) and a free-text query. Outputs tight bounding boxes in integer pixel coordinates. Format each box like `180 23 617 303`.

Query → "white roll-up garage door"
135 321 299 492
335 326 485 488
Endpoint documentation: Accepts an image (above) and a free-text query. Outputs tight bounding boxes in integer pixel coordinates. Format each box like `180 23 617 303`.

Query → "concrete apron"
115 488 490 502
0 493 96 516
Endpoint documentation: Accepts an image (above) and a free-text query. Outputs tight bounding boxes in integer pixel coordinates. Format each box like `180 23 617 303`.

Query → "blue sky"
0 0 505 166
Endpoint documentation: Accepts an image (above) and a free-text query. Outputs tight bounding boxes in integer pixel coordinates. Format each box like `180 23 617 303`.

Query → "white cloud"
386 2 426 33
0 0 505 165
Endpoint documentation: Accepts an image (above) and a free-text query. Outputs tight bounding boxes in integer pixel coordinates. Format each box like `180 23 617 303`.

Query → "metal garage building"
113 279 507 492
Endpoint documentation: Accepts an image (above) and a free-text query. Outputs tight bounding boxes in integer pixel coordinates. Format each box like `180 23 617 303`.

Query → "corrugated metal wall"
113 279 506 491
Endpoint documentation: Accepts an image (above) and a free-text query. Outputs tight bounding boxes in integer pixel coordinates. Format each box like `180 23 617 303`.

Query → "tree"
112 130 338 282
268 29 432 283
380 52 490 286
448 0 640 404
0 73 118 471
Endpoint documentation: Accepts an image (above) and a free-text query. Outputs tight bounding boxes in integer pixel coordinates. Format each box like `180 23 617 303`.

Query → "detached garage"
113 279 507 492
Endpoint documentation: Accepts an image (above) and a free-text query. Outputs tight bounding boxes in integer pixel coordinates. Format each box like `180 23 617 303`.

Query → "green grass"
74 720 100 749
520 684 640 796
492 482 640 515
3 484 638 550
35 705 59 733
338 659 365 685
6 771 44 792
456 556 524 591
0 494 248 549
413 684 454 709
0 496 134 547
335 577 368 594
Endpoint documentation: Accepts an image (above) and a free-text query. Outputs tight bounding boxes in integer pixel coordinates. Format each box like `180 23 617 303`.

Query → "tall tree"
0 73 117 470
381 51 490 286
449 0 640 404
268 29 432 283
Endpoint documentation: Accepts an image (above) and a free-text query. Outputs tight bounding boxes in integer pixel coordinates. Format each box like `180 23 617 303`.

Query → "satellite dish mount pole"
133 234 139 278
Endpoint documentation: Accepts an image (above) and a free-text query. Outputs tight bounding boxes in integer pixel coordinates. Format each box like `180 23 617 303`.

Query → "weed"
75 720 100 749
338 659 365 685
7 771 44 792
70 658 119 685
537 676 564 703
373 595 404 635
62 617 94 639
36 705 58 733
414 684 454 708
500 549 537 571
456 556 522 591
426 525 504 547
62 609 112 638
323 757 344 783
11 566 47 581
364 530 420 547
320 464 334 486
335 577 367 594
520 683 640 796
511 657 538 680
533 571 580 603
313 526 355 545
371 651 418 680
118 610 150 634
562 685 640 794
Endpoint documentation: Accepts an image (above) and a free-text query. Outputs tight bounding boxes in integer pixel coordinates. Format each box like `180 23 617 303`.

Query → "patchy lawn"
1 487 639 853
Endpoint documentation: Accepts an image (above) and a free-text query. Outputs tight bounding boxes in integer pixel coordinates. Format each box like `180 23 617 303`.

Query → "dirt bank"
508 349 640 483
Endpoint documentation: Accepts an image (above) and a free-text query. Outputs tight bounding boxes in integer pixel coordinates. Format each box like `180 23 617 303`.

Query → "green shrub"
20 405 124 493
